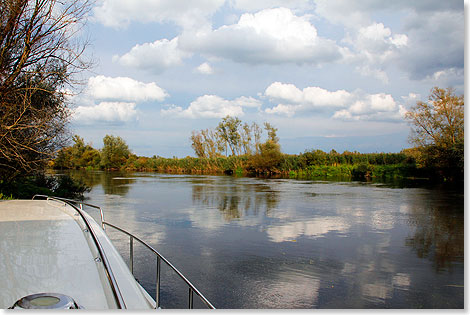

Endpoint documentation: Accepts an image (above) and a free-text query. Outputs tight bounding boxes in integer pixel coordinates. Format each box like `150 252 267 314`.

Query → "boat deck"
0 199 154 309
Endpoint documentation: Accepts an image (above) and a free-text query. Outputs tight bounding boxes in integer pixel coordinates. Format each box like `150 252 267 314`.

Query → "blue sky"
70 0 465 157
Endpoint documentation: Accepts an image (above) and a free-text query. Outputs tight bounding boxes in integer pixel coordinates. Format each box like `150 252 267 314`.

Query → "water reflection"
191 178 279 221
64 170 135 196
59 171 463 309
404 191 464 272
266 216 349 242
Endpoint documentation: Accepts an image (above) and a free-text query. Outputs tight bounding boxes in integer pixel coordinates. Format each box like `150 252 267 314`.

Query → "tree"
190 130 206 158
100 135 130 169
216 116 242 156
264 122 279 143
249 140 283 173
0 0 91 180
240 122 253 155
251 122 262 154
405 87 464 180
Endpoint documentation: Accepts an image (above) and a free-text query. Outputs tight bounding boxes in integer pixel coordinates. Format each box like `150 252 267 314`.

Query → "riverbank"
56 152 426 182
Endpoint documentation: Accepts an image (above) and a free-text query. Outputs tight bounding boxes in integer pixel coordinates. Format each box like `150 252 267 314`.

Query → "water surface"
67 171 464 309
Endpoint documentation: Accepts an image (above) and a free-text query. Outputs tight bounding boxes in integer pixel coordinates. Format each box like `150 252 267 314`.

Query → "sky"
69 0 465 157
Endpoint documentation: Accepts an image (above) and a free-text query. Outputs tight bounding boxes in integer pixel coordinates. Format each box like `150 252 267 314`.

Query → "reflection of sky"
254 271 321 308
266 217 350 243
78 172 464 309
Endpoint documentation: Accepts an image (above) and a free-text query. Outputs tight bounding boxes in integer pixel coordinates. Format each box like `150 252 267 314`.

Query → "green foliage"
101 135 130 169
0 174 90 200
217 116 242 156
53 133 420 182
248 140 283 173
53 135 101 170
191 116 267 158
0 193 13 200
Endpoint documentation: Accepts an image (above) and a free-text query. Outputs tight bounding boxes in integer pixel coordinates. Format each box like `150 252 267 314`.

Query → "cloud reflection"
266 216 349 243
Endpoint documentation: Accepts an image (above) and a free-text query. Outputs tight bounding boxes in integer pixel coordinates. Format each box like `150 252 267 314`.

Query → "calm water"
65 171 464 309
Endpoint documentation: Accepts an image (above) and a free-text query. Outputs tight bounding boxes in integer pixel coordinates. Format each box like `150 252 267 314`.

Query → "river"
64 171 464 309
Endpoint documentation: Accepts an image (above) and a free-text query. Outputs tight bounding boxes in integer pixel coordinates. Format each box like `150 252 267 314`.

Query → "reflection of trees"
405 193 464 271
60 170 134 197
101 172 134 196
191 179 279 221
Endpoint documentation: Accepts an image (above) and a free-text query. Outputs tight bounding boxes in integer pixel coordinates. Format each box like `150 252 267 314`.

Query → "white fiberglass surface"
0 200 111 309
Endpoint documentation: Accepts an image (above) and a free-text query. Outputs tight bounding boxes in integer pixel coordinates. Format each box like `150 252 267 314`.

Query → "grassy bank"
56 150 422 182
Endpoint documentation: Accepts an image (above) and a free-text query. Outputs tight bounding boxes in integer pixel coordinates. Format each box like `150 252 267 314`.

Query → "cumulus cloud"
179 7 342 65
342 22 408 83
195 62 215 74
315 0 462 29
93 0 224 29
72 75 168 125
265 82 352 108
113 37 191 73
161 95 261 118
73 102 138 125
229 0 313 12
316 1 463 82
264 82 406 121
87 75 168 102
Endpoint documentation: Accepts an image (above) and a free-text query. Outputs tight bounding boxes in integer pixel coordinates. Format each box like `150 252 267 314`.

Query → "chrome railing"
32 195 126 309
31 195 215 309
32 195 106 230
104 222 215 309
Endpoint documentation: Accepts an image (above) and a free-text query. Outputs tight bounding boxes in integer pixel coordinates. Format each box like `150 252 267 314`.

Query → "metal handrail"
32 194 106 230
31 195 126 309
31 195 215 309
103 222 216 309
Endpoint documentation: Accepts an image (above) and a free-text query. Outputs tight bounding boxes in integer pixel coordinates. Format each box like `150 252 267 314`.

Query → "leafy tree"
405 87 464 180
100 135 130 169
251 122 263 154
240 122 253 155
191 130 206 158
202 128 224 158
216 116 242 156
264 122 279 144
249 140 283 173
0 0 91 180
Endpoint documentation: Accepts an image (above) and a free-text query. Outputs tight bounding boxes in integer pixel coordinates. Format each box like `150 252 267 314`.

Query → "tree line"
52 130 416 180
190 116 279 158
52 86 464 183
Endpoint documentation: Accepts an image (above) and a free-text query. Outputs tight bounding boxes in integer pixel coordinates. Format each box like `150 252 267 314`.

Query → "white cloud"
264 82 406 121
113 37 191 73
71 75 168 125
265 82 352 108
265 104 296 117
314 0 461 29
73 102 138 124
161 95 261 118
266 216 350 243
342 22 408 83
179 7 342 65
229 0 313 12
316 1 463 82
87 75 168 102
93 0 224 29
195 62 215 74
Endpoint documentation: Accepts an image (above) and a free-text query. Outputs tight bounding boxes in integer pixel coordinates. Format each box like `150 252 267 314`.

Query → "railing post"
129 236 134 275
155 256 161 309
188 288 194 309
